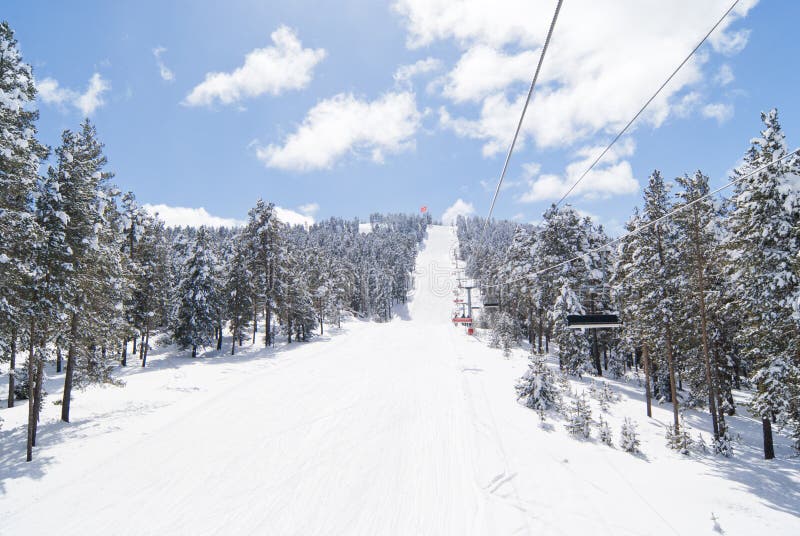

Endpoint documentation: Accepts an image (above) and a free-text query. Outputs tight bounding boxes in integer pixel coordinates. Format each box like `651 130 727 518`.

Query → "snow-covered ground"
1 225 798 535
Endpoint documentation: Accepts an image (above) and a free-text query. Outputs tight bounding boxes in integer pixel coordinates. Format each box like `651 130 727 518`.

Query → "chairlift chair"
566 314 622 329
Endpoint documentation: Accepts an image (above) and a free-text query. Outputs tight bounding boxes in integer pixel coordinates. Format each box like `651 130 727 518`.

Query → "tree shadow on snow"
681 409 800 518
0 399 172 494
391 302 411 321
0 424 53 493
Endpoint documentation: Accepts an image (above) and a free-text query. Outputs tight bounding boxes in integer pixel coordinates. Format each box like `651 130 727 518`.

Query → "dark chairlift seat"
482 292 500 308
567 314 622 329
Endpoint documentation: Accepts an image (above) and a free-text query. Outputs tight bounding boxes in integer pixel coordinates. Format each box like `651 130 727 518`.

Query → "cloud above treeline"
37 73 110 115
143 204 314 228
441 198 475 225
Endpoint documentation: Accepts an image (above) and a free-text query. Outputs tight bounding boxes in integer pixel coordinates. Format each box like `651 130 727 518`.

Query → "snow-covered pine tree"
613 209 654 416
173 228 219 357
0 21 48 412
56 120 119 423
637 171 682 437
673 170 728 441
598 415 613 446
620 417 641 453
225 236 253 355
724 109 800 459
516 354 562 417
565 393 592 439
25 166 72 457
131 213 171 367
244 199 283 345
550 278 590 376
491 310 517 356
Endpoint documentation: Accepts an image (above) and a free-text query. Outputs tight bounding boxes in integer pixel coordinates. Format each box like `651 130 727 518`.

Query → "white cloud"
143 204 312 228
255 91 422 171
143 204 245 227
184 26 325 107
394 57 442 89
701 102 734 124
709 28 751 55
519 139 639 202
274 206 314 227
714 64 734 86
673 91 702 118
441 45 538 103
37 73 110 116
37 78 72 106
395 0 757 156
75 73 111 115
153 46 174 82
298 202 319 216
441 198 475 225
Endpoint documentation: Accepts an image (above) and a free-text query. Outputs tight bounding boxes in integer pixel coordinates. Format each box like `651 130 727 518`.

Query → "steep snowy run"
1 226 798 535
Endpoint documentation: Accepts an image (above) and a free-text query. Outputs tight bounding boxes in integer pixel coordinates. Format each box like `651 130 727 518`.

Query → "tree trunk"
121 338 127 367
252 298 258 345
654 224 680 435
26 317 36 461
265 300 272 347
664 325 680 434
762 417 775 459
699 304 719 439
192 344 197 358
643 344 652 418
592 330 602 376
7 327 16 408
32 355 44 447
61 312 78 423
216 323 223 351
231 325 236 355
132 333 137 355
142 324 150 368
537 314 543 354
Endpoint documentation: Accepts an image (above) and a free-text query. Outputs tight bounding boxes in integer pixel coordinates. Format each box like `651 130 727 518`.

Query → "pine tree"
638 171 682 436
516 354 562 417
614 209 655 417
244 199 283 345
673 170 728 441
56 120 118 422
566 393 592 439
173 228 219 357
225 237 253 355
0 21 48 413
550 278 590 375
725 109 800 459
598 415 613 446
620 417 641 453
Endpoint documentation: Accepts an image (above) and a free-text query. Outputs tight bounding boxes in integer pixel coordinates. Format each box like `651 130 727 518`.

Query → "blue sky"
5 0 799 231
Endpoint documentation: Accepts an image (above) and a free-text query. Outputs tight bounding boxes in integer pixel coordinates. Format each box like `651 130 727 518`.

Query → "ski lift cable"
479 147 800 290
473 0 745 291
481 0 564 239
553 0 741 208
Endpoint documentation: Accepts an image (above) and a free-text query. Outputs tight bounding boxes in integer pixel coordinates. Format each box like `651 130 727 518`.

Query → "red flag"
420 206 427 213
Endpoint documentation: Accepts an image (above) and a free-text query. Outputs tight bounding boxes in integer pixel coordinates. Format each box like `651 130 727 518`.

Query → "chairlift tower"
460 279 476 319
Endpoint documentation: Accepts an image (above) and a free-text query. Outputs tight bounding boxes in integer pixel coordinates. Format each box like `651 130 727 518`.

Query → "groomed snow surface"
1 226 798 535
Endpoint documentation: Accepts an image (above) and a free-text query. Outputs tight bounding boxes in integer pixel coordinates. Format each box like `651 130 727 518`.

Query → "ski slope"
1 225 798 535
